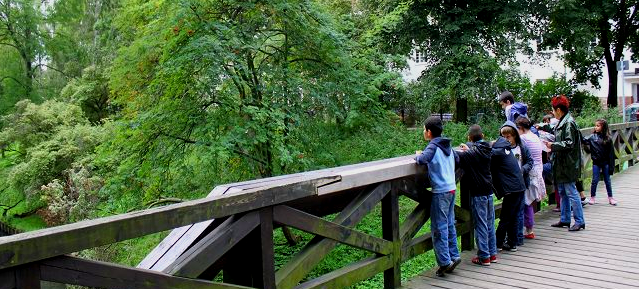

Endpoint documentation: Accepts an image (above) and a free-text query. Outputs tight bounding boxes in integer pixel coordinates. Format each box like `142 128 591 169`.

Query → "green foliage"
0 99 104 225
542 0 639 107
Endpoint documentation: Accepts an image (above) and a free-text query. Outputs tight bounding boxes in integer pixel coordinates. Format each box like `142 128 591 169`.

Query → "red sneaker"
490 255 498 263
524 233 535 239
472 256 490 266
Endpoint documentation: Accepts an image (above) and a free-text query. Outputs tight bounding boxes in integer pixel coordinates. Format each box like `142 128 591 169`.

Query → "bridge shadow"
402 165 639 289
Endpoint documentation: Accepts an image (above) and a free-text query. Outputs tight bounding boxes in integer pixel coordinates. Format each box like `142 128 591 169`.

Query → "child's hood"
492 137 512 150
500 120 518 134
430 137 453 156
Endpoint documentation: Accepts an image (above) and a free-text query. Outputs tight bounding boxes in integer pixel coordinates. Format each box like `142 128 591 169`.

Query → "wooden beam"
165 212 260 277
382 189 401 289
399 203 429 244
260 208 276 289
293 256 393 289
137 186 233 271
15 264 40 289
0 177 338 270
272 205 392 255
401 222 471 262
0 269 15 289
275 182 390 289
40 256 254 289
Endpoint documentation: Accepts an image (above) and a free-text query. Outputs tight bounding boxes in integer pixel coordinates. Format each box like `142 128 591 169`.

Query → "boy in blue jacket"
416 116 461 277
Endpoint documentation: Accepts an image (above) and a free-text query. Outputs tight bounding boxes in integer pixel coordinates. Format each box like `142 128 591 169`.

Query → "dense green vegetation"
0 0 634 287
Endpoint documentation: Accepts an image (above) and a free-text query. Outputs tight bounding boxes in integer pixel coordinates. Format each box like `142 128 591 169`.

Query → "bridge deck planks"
402 165 639 289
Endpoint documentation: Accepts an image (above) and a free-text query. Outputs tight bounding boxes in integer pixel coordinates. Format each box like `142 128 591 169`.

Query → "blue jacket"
416 137 458 194
490 137 526 199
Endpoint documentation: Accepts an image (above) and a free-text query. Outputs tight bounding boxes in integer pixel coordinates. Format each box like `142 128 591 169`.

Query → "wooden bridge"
0 122 637 289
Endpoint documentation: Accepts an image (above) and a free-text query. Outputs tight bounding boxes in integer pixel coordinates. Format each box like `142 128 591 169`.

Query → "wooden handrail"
0 122 637 289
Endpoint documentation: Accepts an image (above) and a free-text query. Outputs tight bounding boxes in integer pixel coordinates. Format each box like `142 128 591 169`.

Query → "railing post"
15 263 40 289
260 207 276 289
460 183 474 251
382 183 400 289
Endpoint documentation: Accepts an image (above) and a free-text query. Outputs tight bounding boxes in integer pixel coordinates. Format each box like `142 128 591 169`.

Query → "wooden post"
260 207 276 289
15 263 40 289
459 182 474 251
382 184 400 289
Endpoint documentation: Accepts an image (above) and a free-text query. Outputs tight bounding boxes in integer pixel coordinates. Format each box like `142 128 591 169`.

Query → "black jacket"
490 137 526 199
583 132 614 175
457 140 494 197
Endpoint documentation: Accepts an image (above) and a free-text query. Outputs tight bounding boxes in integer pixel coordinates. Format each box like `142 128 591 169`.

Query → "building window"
414 50 426 63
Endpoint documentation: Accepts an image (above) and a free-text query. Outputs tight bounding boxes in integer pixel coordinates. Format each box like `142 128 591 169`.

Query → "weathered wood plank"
317 158 417 195
138 186 234 270
293 256 393 289
165 212 260 277
272 205 392 255
15 264 40 289
0 177 337 270
401 222 470 263
275 182 391 289
382 189 401 289
399 203 428 244
0 269 15 289
40 256 254 289
260 207 276 289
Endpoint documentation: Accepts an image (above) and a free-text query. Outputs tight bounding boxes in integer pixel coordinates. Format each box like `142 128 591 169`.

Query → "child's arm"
415 144 436 165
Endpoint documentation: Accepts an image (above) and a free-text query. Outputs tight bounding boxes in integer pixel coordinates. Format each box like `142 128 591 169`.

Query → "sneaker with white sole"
588 196 596 205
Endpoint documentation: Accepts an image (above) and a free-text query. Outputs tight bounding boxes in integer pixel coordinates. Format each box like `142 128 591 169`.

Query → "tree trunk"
455 97 468 123
606 62 618 108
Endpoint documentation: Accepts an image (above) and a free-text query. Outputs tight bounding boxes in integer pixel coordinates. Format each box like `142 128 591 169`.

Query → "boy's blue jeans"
558 182 585 225
431 191 460 267
471 195 497 259
591 164 613 197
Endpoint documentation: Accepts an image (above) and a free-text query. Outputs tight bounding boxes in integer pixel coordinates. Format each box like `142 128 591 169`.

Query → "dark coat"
551 113 582 183
501 121 534 188
490 137 526 199
456 140 494 197
583 132 614 175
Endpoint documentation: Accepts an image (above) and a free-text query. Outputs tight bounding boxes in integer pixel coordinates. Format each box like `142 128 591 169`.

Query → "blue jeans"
471 195 497 259
591 164 613 197
558 182 585 225
431 191 460 266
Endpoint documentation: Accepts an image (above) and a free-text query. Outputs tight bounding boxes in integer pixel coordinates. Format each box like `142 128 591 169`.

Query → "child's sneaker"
445 258 462 273
588 196 596 205
490 255 498 263
608 197 618 206
472 256 490 266
435 266 447 277
524 232 535 239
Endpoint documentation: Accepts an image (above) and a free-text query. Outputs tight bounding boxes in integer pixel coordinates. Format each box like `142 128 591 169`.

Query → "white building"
402 49 639 108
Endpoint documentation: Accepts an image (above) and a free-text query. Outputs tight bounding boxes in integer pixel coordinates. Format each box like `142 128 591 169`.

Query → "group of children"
415 93 617 277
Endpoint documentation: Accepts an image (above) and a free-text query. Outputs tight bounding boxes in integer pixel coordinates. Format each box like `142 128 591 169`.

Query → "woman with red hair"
545 95 586 231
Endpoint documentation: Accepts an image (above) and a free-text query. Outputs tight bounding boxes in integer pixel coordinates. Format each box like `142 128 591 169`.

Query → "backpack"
509 102 528 122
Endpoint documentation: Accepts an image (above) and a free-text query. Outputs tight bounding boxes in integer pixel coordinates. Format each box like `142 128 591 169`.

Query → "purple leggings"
524 203 535 229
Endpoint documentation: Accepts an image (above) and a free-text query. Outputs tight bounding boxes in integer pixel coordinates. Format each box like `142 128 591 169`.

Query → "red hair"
551 95 570 112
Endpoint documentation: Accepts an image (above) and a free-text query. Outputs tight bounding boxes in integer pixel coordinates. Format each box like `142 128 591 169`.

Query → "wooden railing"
1 122 637 289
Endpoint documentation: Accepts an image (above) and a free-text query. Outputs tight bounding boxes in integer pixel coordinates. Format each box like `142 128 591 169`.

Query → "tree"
101 0 383 206
0 0 44 99
543 0 639 108
373 0 546 122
